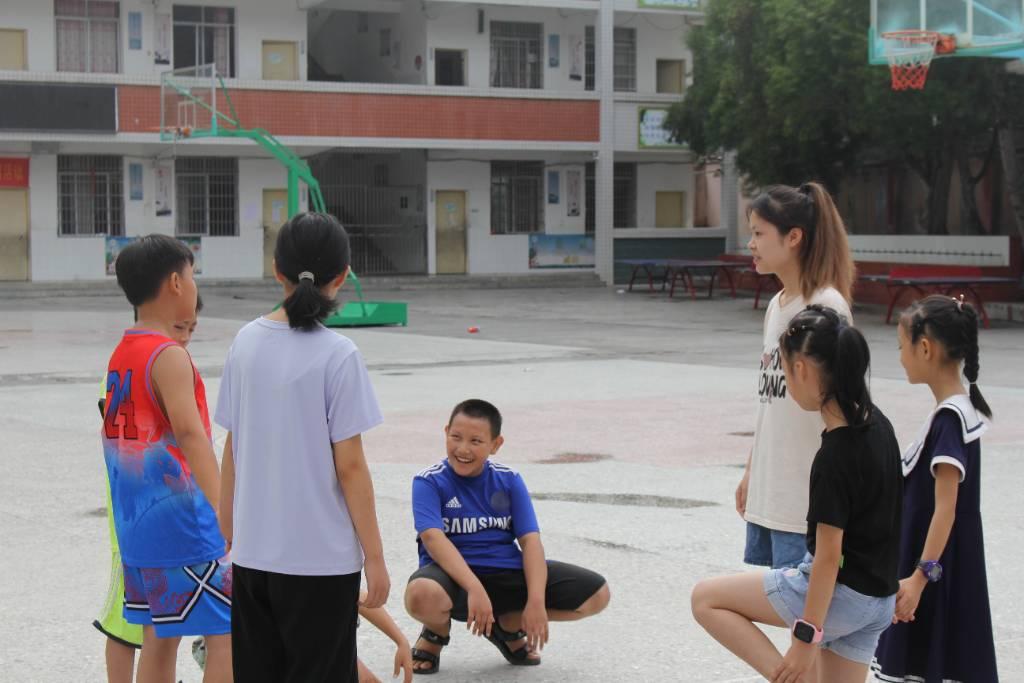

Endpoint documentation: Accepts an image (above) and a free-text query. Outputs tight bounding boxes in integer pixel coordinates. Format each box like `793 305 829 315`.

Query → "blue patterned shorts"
123 556 232 638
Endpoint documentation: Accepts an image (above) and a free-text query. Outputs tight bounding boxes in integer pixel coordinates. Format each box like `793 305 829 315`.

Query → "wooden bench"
860 265 1019 328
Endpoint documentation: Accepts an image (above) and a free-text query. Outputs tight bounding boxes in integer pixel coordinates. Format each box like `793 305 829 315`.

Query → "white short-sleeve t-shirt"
215 318 383 575
745 287 852 534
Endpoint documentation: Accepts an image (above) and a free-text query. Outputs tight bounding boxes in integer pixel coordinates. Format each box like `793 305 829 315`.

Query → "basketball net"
882 30 941 91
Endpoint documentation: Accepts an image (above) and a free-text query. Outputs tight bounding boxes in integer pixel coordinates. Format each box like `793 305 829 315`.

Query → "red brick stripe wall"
118 86 600 141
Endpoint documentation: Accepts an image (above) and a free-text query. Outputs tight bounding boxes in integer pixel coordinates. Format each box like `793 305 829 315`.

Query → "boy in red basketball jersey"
103 235 232 682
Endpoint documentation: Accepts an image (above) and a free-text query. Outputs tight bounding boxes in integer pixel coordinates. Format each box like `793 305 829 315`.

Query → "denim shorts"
744 522 807 569
763 554 896 665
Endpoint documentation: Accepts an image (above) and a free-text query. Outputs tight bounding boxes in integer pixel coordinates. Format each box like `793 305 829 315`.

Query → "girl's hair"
747 182 855 303
900 295 992 418
779 305 873 427
274 212 351 332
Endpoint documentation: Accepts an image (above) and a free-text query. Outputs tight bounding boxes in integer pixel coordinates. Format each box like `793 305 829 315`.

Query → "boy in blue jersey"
404 399 610 675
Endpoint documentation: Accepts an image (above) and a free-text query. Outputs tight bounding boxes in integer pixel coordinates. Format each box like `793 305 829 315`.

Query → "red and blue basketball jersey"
102 330 225 568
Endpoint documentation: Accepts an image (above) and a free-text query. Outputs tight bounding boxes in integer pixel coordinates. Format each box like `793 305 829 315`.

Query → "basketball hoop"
881 30 944 90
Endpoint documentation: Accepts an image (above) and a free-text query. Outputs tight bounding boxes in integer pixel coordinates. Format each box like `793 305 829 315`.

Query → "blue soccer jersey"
412 460 540 570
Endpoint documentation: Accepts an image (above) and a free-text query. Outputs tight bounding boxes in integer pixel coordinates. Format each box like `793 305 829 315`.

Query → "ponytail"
747 182 856 303
780 305 872 427
900 294 993 419
832 324 873 426
274 212 351 332
282 276 337 332
800 182 856 304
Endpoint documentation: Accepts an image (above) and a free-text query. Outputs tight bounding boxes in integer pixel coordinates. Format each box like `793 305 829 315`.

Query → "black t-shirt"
806 408 903 598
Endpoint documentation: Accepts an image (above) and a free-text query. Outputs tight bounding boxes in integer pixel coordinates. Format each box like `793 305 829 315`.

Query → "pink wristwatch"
793 619 824 644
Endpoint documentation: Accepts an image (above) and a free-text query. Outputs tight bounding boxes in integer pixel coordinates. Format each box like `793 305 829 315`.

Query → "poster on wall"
529 235 595 269
155 161 172 216
548 35 560 68
566 169 581 217
154 13 171 64
128 12 142 50
547 170 560 204
639 108 685 148
568 34 584 81
129 163 143 200
106 236 202 276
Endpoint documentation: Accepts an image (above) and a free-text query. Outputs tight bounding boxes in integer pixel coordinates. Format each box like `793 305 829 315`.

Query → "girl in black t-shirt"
692 305 902 683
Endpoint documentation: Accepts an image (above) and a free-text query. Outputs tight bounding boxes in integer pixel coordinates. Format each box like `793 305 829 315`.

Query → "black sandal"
411 625 451 676
485 622 541 667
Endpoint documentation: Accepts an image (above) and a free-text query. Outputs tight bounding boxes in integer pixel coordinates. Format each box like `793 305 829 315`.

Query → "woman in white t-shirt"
735 182 856 569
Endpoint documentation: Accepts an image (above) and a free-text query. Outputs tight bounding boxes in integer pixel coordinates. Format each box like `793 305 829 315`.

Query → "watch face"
926 564 943 581
793 621 816 643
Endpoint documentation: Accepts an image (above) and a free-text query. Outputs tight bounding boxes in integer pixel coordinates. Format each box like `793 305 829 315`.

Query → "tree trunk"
997 125 1024 239
956 146 985 234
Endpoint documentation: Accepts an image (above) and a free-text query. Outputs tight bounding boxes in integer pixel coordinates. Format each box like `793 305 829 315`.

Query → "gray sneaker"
192 637 207 671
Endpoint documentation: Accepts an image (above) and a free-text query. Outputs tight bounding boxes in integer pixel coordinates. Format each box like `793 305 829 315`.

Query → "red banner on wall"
0 158 29 188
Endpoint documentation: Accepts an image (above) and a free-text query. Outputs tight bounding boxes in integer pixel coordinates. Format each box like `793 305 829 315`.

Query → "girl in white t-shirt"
735 182 856 569
216 212 400 681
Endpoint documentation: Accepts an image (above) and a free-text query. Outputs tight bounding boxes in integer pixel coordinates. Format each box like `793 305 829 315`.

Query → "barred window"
175 157 238 236
614 27 636 92
490 22 542 89
58 155 124 236
55 0 120 73
491 161 544 235
173 5 235 77
585 26 595 92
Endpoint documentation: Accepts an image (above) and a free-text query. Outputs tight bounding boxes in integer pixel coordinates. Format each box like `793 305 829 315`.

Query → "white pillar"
721 150 740 252
595 0 616 284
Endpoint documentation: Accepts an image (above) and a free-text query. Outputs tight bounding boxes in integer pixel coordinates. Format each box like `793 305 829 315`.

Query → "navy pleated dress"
872 396 998 682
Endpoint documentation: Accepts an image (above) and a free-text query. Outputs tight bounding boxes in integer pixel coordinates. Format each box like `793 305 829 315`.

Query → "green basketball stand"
160 65 410 327
324 272 409 328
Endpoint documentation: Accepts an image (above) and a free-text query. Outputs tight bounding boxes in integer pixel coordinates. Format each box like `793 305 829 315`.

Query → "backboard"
160 64 234 141
870 0 1024 64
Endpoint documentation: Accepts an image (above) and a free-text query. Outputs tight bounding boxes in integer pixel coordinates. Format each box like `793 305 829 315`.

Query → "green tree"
669 0 1024 235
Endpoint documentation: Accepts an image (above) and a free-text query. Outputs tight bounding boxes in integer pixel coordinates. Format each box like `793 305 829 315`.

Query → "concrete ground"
1 281 1022 682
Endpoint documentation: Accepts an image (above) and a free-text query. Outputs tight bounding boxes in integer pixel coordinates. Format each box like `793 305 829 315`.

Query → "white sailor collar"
901 394 988 477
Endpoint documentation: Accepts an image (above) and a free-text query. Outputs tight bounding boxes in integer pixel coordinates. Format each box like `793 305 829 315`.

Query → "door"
435 191 467 275
0 189 29 280
0 30 26 70
262 41 298 81
263 189 289 278
655 191 685 228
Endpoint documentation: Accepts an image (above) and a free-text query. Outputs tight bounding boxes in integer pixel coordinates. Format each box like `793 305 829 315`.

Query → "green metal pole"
287 169 299 218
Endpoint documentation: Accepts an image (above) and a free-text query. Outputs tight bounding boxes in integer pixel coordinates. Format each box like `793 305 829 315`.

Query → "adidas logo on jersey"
445 497 462 509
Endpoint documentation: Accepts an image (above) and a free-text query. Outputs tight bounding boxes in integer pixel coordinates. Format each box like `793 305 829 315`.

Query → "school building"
0 0 735 284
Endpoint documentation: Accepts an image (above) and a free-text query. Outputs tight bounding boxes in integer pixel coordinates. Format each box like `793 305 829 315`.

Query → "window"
584 162 636 230
490 22 542 89
491 161 544 234
614 27 636 92
657 59 686 94
173 5 235 77
614 162 637 228
55 0 120 73
379 28 391 57
58 155 124 236
175 157 238 236
585 26 595 92
435 49 466 86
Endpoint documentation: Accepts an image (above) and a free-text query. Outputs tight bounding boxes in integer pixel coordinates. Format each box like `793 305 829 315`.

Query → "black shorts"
408 561 605 621
231 564 361 683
